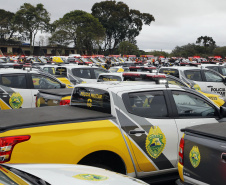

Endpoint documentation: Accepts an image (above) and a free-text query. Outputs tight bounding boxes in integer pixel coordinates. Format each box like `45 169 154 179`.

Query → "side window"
204 71 223 82
71 87 111 113
124 91 168 118
1 74 27 89
221 67 226 76
72 69 91 79
166 77 187 87
184 70 203 81
31 74 61 89
172 91 218 117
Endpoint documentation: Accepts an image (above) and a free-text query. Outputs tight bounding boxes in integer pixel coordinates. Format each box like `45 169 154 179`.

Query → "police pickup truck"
0 82 225 182
176 121 226 185
159 66 226 98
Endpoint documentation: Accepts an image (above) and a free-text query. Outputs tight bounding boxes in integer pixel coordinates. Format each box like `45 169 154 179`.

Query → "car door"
30 73 62 107
0 73 32 108
183 69 206 91
169 90 219 141
202 69 226 97
115 89 178 173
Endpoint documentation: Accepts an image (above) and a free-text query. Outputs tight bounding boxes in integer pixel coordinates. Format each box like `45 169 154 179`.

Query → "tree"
91 1 154 53
147 50 169 57
213 46 226 58
0 9 17 40
118 41 139 55
49 30 71 47
196 36 216 54
15 3 50 54
52 10 105 55
171 43 205 57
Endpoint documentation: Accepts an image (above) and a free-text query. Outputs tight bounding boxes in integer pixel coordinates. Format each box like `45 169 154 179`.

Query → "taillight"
60 99 70 105
0 135 30 163
179 137 184 165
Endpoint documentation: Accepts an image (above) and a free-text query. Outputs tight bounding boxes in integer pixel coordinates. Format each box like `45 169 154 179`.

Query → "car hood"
5 164 147 185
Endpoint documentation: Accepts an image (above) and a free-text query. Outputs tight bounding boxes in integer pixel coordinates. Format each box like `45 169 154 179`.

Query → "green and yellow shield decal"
9 92 23 109
145 126 166 159
189 146 201 168
73 174 108 181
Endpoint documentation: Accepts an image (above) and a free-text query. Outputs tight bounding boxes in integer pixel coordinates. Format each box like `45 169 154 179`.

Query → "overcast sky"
1 0 226 52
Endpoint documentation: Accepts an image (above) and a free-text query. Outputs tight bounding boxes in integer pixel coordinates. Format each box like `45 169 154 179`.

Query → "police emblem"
189 146 201 168
73 174 108 181
145 126 166 159
87 99 92 107
9 92 23 109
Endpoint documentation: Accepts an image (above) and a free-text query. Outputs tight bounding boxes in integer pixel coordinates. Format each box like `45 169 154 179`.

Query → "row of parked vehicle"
0 58 226 184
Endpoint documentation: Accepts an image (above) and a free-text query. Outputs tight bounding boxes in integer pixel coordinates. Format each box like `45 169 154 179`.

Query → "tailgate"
183 133 226 185
37 89 72 107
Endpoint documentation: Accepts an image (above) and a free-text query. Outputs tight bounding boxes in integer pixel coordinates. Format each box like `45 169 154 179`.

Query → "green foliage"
118 41 139 55
146 50 169 57
92 1 154 53
52 10 105 55
213 46 226 58
15 3 50 54
171 43 210 57
0 9 16 40
48 30 70 46
196 36 216 54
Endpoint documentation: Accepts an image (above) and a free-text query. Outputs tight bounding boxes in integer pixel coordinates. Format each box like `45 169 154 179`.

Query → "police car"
201 64 226 77
0 66 66 109
159 66 226 98
1 164 148 185
109 66 130 73
97 72 226 107
41 64 109 84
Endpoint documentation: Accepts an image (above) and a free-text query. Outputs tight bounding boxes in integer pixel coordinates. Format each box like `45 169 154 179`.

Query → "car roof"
76 82 184 94
0 68 39 74
160 66 201 71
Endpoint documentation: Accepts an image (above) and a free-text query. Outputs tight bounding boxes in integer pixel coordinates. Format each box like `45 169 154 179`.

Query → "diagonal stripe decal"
116 108 174 170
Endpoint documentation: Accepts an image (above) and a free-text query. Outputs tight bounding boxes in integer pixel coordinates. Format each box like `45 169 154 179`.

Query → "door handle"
129 129 145 135
207 86 213 88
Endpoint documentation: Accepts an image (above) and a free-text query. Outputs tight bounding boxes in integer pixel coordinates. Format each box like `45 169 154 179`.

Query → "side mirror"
61 83 66 88
220 106 226 118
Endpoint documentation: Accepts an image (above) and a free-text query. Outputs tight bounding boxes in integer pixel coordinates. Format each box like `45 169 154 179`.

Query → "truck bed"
39 88 73 96
0 106 113 132
182 122 226 141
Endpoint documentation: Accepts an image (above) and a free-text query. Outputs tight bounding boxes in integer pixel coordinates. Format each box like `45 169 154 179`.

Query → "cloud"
1 0 226 51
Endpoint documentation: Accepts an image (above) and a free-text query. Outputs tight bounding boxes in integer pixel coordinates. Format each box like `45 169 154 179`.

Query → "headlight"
152 70 157 73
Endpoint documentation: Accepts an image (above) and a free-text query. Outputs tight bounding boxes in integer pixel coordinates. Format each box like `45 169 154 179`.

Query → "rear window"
56 67 67 77
98 75 122 82
159 68 179 78
71 87 111 113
